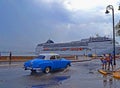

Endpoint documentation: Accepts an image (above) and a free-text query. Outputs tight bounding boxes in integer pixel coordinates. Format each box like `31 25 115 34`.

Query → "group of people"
100 54 113 71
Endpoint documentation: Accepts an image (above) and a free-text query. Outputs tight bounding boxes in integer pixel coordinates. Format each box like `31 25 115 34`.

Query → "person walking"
9 52 12 64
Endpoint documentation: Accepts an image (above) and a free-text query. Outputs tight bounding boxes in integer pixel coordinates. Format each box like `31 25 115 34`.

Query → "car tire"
44 67 51 74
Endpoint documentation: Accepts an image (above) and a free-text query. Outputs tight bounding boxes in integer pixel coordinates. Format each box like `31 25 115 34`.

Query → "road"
0 59 120 88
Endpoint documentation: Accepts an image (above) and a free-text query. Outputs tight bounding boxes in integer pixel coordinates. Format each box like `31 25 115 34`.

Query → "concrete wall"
0 55 76 62
0 56 36 61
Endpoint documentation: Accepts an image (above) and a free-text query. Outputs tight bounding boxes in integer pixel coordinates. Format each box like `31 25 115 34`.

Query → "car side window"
56 55 60 59
50 56 56 60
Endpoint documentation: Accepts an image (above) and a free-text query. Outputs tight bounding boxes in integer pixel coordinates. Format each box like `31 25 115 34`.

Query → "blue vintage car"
24 53 71 73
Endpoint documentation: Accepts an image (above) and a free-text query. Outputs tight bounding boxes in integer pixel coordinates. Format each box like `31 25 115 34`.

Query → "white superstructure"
35 36 120 56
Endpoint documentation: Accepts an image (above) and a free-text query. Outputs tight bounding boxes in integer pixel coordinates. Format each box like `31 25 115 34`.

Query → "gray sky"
0 0 120 52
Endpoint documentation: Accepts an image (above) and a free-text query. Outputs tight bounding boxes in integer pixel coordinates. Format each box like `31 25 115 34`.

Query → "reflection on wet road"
32 76 70 88
0 59 120 88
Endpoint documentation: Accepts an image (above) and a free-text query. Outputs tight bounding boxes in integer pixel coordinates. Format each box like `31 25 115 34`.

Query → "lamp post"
118 4 120 10
105 5 116 66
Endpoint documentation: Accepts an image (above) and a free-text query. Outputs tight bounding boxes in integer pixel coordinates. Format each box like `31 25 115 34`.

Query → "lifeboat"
79 48 83 50
70 48 77 51
62 48 67 51
43 48 49 51
70 48 83 51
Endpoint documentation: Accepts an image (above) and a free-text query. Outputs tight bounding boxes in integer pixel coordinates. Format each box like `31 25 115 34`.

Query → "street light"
105 5 116 66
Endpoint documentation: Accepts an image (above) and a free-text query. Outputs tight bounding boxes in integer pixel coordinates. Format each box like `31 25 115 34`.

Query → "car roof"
39 53 60 60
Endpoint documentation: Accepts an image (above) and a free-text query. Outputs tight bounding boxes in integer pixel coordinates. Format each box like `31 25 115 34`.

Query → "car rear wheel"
44 67 51 74
31 69 36 73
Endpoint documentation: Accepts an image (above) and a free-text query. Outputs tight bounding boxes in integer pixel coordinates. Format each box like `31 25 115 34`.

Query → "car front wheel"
44 67 51 74
31 69 36 73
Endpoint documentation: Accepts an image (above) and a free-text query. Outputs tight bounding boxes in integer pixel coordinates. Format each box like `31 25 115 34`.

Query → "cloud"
0 0 120 52
63 0 119 11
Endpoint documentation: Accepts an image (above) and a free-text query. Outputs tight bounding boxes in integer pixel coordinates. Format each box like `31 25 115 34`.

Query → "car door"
51 55 62 69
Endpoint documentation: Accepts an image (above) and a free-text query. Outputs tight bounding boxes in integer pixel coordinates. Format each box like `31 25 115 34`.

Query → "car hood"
24 58 44 65
31 58 44 62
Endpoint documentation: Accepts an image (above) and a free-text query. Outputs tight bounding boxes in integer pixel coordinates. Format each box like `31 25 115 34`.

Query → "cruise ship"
35 36 120 56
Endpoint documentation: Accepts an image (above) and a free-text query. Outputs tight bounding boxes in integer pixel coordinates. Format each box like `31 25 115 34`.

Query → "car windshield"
36 55 45 59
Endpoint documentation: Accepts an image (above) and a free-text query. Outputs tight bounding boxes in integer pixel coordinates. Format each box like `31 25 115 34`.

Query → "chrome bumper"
24 67 41 71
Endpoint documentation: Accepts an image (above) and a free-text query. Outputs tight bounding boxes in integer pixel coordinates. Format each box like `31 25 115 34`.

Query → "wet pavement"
0 59 120 88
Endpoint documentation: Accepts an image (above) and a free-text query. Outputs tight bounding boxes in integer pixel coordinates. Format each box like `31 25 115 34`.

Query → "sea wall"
0 56 36 62
0 55 76 62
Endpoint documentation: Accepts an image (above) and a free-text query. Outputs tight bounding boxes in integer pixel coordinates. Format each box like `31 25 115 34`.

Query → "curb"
71 59 92 62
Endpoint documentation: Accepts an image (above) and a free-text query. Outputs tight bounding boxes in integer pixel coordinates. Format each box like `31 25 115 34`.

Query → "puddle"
52 75 70 82
32 76 70 88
